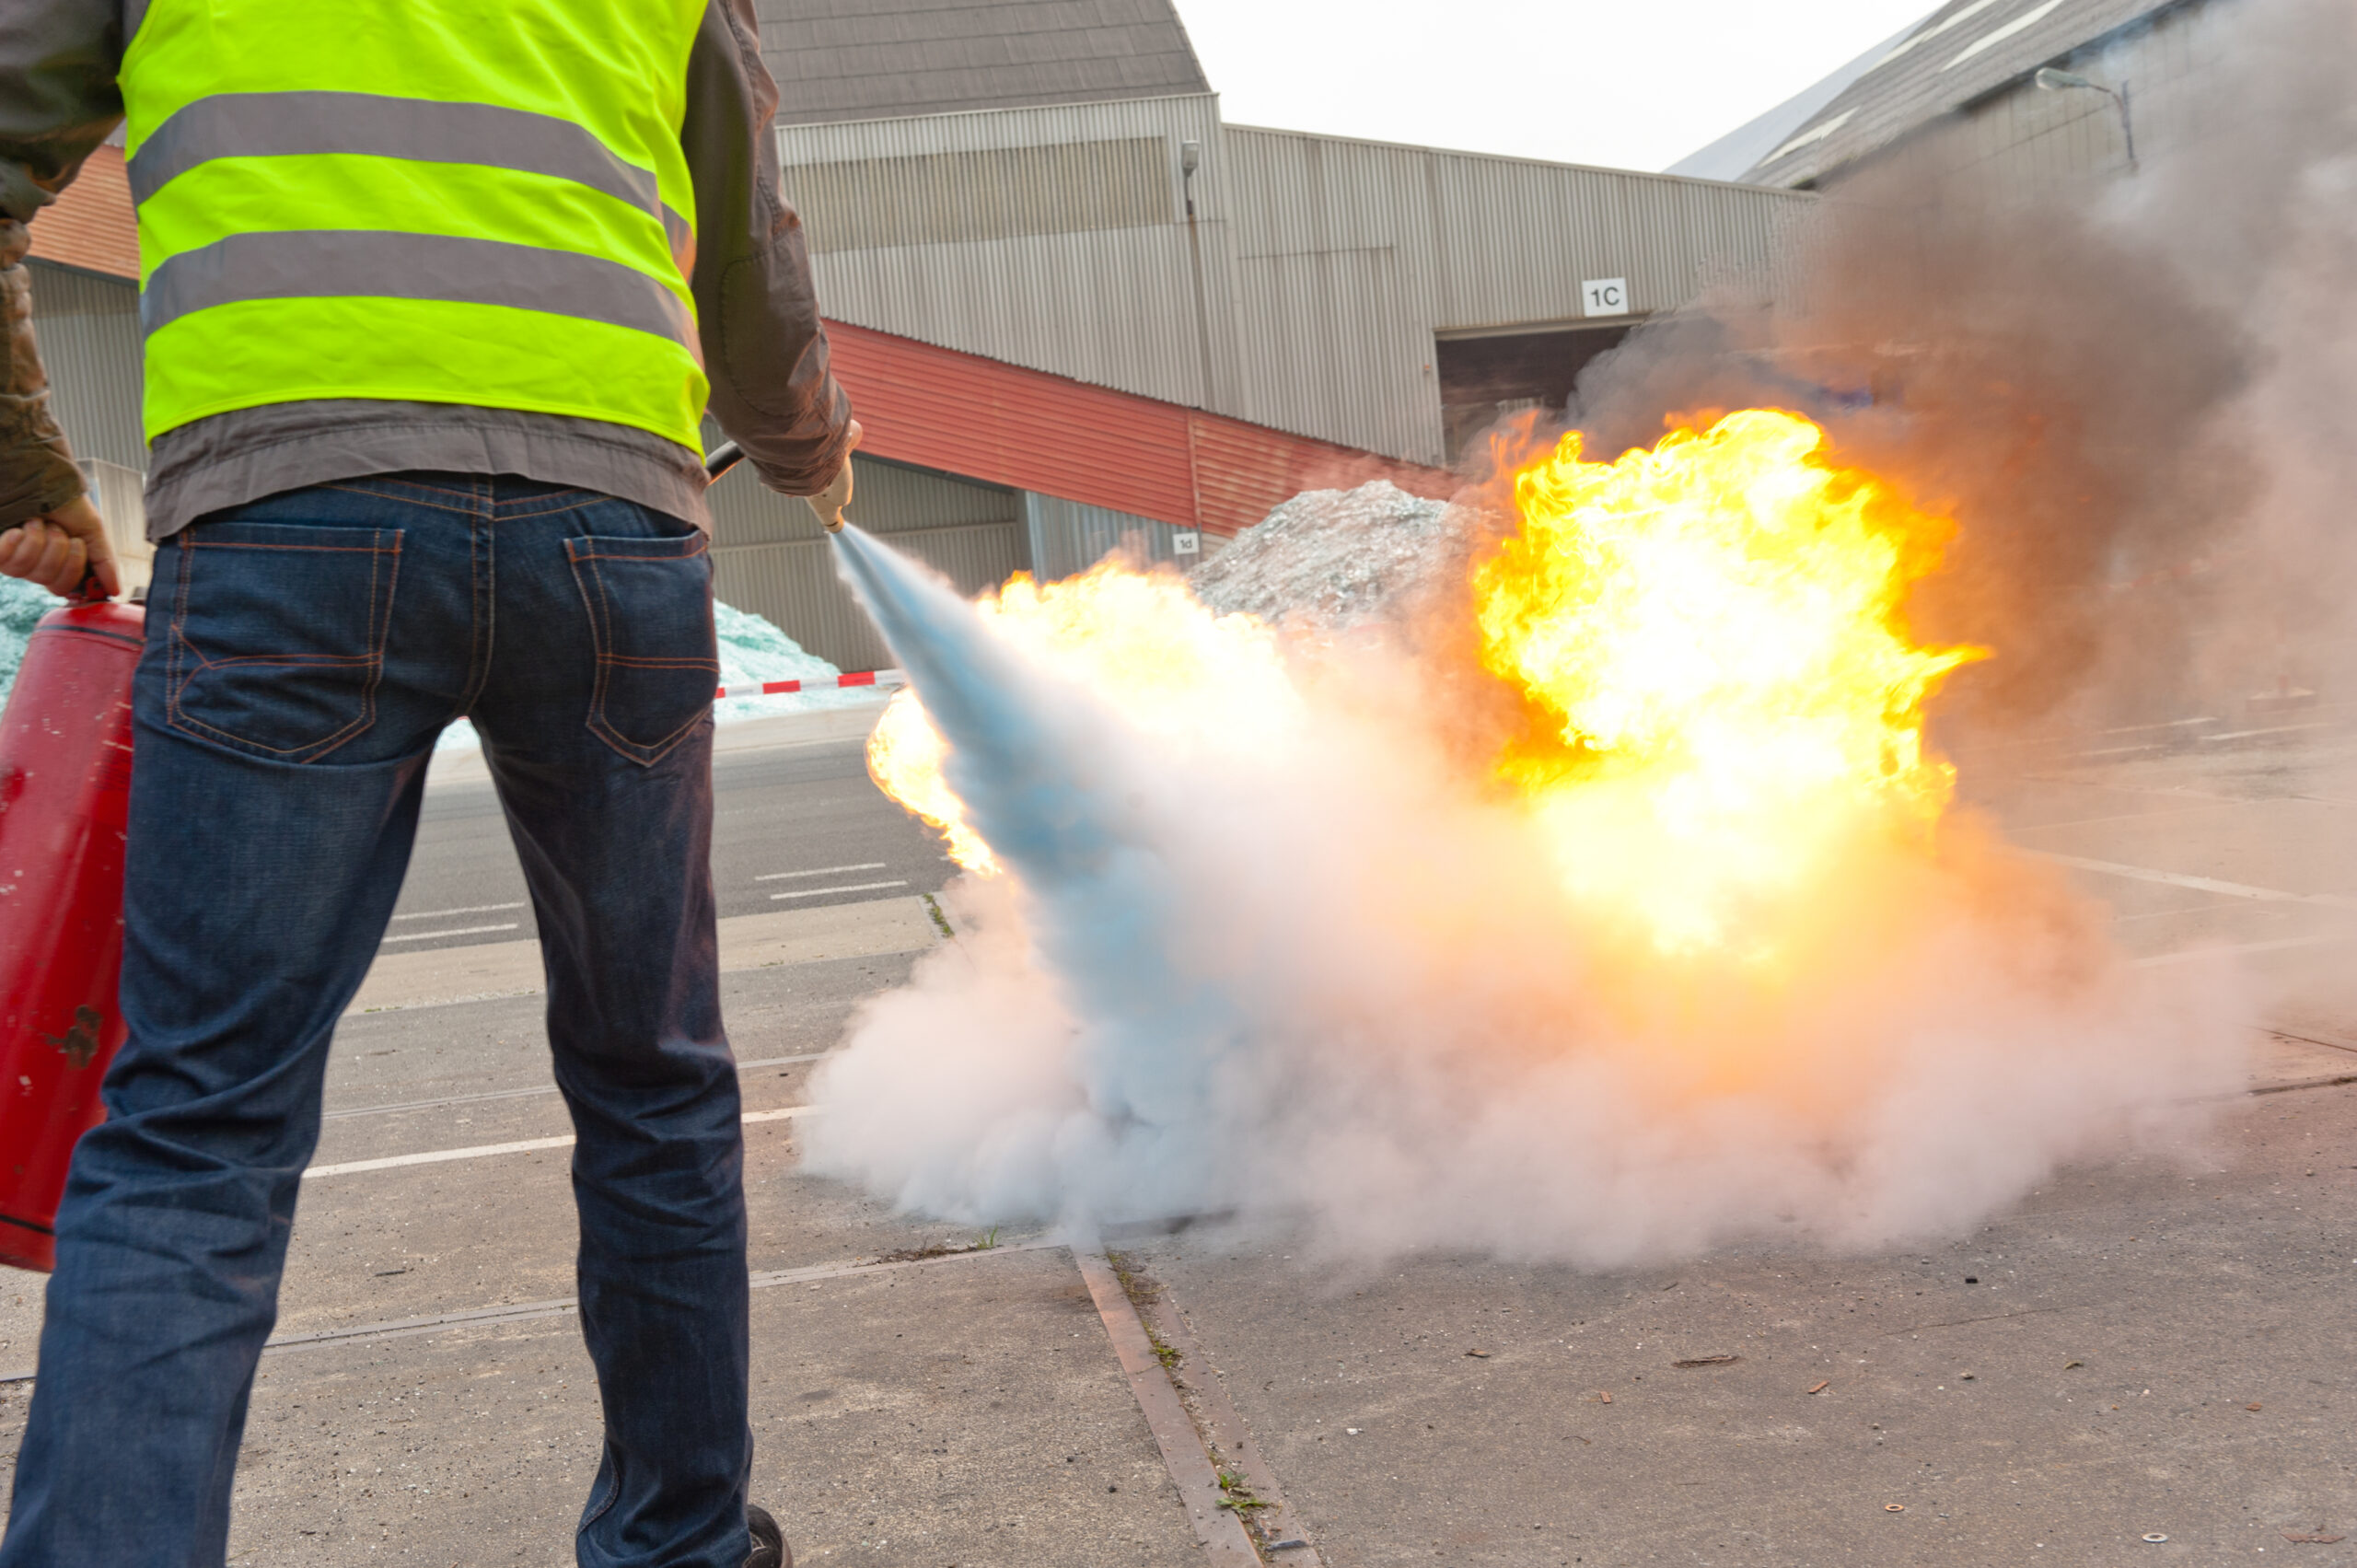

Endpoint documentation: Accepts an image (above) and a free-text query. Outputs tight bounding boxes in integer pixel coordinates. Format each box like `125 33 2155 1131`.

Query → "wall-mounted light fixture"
2035 65 2137 172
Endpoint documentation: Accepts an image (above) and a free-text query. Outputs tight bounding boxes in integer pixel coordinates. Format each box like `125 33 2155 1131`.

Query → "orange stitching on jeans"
166 534 193 736
564 541 716 767
494 490 596 519
314 535 398 762
163 528 400 761
572 545 708 563
564 544 618 749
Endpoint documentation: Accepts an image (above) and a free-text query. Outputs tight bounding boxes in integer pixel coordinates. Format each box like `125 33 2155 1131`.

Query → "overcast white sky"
1172 0 1937 172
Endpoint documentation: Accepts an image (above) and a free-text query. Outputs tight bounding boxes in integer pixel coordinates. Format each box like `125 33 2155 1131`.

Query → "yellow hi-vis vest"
122 0 708 451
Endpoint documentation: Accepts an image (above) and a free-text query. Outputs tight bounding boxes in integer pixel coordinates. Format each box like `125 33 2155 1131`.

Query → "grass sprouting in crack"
870 1229 1004 1265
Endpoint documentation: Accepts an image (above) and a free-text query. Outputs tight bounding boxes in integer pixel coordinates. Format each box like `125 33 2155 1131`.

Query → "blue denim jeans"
0 476 752 1568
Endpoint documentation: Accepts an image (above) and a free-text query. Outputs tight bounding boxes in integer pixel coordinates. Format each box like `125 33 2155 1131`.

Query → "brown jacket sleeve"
0 221 87 529
0 0 127 528
682 0 854 497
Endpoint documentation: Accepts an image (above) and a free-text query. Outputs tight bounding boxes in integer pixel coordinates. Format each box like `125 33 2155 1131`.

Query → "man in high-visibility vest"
0 4 860 1563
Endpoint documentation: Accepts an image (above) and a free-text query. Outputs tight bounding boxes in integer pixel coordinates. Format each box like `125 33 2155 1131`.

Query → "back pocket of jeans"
564 531 717 765
167 522 402 762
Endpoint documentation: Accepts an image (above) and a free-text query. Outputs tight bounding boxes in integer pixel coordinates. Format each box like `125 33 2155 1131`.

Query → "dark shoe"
747 1503 791 1568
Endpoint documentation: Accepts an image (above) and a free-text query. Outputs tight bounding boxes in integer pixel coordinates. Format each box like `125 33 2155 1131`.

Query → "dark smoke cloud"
1567 0 2357 730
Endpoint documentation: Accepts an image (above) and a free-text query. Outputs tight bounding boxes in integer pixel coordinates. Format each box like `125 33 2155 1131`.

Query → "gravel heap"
1188 480 1471 630
0 575 64 712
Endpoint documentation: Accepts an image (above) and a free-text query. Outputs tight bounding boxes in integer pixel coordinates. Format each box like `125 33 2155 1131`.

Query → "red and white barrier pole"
714 669 904 700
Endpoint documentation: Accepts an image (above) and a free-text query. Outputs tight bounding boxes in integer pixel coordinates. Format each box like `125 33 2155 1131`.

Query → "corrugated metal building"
24 0 1810 667
774 96 1807 470
1694 0 2223 194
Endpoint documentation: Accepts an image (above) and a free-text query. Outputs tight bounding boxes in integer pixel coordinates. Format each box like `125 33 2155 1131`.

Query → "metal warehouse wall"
781 99 1809 468
1815 2 2221 201
79 459 152 593
708 454 1027 672
1755 3 2228 334
26 261 146 473
1024 494 1189 580
782 96 1239 418
1222 129 1805 463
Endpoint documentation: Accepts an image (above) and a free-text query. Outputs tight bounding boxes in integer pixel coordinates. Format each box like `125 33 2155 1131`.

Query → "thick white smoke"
807 528 2242 1266
794 0 2357 1264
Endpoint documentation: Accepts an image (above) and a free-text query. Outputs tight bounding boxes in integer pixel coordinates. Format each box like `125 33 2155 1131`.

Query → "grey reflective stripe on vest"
128 93 694 271
140 229 699 356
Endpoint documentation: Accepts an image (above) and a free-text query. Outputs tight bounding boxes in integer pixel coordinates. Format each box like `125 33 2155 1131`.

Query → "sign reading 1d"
1582 277 1630 318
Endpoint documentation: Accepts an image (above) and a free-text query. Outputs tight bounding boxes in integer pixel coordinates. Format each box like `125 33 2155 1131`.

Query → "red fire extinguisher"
0 595 143 1272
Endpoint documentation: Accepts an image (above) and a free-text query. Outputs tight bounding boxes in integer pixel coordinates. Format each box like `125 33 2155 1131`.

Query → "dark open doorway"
1436 321 1634 463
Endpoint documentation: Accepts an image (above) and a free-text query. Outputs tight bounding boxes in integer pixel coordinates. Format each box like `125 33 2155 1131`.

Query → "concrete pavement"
0 706 2352 1565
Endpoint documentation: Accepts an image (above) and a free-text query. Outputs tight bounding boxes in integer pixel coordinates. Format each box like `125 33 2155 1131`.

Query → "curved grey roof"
1740 0 2178 186
757 0 1213 126
1667 14 1930 181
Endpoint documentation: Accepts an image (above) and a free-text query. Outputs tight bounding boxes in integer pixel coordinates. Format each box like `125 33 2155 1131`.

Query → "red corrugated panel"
1187 413 1458 533
829 319 1456 534
1184 415 1290 535
27 147 139 281
826 320 1201 528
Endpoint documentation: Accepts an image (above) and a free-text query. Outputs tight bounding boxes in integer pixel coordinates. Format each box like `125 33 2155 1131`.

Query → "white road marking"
304 1106 815 1179
755 863 887 881
319 1052 831 1121
2044 854 2357 912
307 1132 577 1178
232 1237 1069 1362
2201 722 2331 744
0 1236 1066 1376
2008 804 2241 833
379 922 521 944
768 880 907 900
2132 933 2357 968
391 901 528 921
2099 716 2221 734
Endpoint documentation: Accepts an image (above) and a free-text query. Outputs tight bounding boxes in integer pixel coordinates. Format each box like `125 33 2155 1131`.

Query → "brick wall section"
26 146 139 280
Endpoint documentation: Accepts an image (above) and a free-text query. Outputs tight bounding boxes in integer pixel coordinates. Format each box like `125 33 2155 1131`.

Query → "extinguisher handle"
72 563 112 604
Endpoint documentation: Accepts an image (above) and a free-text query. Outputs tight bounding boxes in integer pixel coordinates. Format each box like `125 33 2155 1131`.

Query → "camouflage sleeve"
0 214 84 531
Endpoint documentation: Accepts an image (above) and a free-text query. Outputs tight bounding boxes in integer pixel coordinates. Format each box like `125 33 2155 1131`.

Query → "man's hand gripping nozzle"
702 440 854 532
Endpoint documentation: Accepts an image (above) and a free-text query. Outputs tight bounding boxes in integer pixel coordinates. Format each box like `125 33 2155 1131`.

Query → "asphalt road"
389 715 952 955
0 701 2351 1565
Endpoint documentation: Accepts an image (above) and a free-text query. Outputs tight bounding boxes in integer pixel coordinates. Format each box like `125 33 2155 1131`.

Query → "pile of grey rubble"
1187 480 1476 631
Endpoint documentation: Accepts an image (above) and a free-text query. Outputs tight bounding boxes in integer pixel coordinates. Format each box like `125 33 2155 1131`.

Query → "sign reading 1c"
1582 277 1630 318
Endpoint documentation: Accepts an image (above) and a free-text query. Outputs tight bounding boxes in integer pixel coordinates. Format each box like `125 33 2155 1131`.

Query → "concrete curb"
1077 1249 1263 1564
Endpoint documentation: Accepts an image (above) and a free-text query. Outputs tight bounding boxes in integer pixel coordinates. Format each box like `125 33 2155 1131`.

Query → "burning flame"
1476 409 1980 954
869 691 996 874
870 409 1979 958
